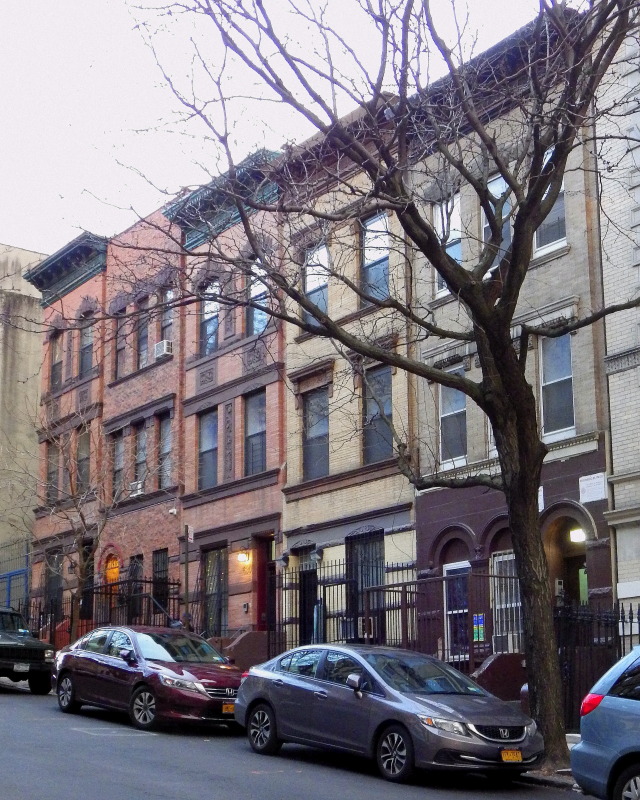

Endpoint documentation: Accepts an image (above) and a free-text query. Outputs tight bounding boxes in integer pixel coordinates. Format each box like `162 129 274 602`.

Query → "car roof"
276 643 437 659
87 625 201 637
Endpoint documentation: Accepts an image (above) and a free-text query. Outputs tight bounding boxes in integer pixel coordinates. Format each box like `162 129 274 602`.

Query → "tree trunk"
503 446 569 770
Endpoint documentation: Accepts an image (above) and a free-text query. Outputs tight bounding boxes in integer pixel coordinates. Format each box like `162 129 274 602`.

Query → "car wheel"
129 686 158 731
57 674 81 713
247 703 282 755
28 672 51 695
613 764 640 800
376 724 415 783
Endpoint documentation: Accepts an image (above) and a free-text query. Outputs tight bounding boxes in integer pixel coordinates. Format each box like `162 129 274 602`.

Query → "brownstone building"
25 184 285 660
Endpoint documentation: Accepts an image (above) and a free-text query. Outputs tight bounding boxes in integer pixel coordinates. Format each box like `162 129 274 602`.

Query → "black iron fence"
20 577 181 650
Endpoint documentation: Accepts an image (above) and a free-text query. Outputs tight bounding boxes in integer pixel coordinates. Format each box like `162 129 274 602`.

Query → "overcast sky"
0 0 541 258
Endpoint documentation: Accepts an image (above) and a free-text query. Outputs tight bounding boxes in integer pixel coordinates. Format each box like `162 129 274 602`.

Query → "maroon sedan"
53 625 242 730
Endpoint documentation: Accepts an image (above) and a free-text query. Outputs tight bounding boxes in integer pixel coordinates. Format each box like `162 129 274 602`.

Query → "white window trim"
533 151 567 257
439 368 467 469
434 193 461 297
540 335 576 444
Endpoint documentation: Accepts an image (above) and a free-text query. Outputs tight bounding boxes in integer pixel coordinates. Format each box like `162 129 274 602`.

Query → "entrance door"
443 561 470 664
255 536 275 632
204 547 228 637
299 566 318 645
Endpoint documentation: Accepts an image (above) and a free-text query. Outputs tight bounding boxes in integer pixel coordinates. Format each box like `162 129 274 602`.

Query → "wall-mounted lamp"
237 550 250 564
310 547 324 564
275 554 289 569
569 528 586 543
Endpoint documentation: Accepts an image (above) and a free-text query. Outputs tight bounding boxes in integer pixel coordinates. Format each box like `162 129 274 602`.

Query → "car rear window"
609 656 640 700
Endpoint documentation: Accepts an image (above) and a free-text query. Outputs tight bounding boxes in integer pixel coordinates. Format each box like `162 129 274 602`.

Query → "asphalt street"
0 679 576 800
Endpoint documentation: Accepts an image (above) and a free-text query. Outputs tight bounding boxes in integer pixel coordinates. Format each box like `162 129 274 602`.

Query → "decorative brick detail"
243 340 267 373
197 363 217 392
224 401 234 481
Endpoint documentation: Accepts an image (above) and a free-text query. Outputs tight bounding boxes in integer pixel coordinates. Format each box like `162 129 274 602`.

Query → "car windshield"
0 611 29 633
362 652 486 695
135 632 227 664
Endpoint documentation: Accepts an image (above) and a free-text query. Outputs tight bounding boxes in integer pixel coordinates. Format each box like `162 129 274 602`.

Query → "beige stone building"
0 244 45 604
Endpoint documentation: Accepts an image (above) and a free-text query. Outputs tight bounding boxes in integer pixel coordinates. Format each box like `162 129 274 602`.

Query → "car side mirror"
346 672 363 692
120 648 136 663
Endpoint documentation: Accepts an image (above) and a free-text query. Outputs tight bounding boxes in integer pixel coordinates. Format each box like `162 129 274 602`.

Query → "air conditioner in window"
358 617 376 639
129 480 144 497
154 340 173 360
492 632 521 654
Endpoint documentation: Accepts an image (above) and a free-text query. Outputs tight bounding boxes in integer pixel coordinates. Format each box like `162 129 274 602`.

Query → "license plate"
222 703 235 714
13 663 29 673
501 749 522 763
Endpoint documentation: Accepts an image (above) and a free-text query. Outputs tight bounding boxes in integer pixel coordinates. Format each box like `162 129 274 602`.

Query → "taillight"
240 670 250 684
580 693 605 716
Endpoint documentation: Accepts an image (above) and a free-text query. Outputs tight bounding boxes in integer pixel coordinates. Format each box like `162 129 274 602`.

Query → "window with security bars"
152 548 169 610
490 551 522 653
443 561 470 659
245 390 266 476
346 530 385 631
204 547 228 637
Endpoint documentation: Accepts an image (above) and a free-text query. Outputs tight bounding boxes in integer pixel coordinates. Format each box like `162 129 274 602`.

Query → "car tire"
57 673 81 713
28 672 51 695
376 724 415 783
129 685 158 731
613 764 640 800
247 703 282 755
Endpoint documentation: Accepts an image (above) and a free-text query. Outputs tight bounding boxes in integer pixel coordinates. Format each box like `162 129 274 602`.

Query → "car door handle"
314 690 327 699
273 679 284 687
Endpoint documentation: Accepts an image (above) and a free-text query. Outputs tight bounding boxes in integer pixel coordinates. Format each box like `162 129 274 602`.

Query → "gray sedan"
234 643 544 783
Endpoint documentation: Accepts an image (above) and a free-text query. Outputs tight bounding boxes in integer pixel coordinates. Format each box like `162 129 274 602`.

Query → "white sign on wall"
579 472 607 503
538 485 544 512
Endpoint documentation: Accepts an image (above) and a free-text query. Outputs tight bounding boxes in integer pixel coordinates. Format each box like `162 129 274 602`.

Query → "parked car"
234 643 544 782
0 606 54 694
53 625 242 730
571 645 640 800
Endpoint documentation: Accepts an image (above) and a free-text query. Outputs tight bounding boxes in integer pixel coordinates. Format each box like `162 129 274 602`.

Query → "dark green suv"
0 607 54 694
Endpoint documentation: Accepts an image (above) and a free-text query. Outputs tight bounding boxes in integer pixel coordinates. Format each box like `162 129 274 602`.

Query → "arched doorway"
543 515 588 605
105 554 120 608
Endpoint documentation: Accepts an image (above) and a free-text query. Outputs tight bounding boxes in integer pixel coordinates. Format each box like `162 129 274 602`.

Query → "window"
534 151 566 253
246 265 269 336
46 441 60 504
346 530 384 635
78 315 94 378
443 561 471 660
198 409 218 490
361 213 389 301
245 390 266 476
112 431 125 501
483 176 512 268
136 299 149 370
199 281 220 357
133 423 147 487
439 368 467 465
50 332 63 391
158 415 172 489
303 243 329 324
435 192 462 292
302 386 329 481
152 548 169 610
114 311 127 380
203 547 228 637
541 334 574 440
323 651 364 686
76 429 90 494
363 365 393 464
490 551 522 654
160 288 174 343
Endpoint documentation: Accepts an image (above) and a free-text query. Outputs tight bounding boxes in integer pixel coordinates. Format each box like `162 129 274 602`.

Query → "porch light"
570 528 586 543
237 550 250 564
310 547 324 563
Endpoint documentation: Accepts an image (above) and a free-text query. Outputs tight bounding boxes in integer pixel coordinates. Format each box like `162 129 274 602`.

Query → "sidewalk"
522 734 580 790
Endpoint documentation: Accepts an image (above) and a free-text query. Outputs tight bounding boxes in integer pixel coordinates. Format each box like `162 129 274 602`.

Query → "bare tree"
129 0 640 767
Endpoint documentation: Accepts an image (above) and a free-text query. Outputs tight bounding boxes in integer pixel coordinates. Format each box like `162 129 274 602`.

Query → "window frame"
136 298 149 371
246 265 269 337
198 408 218 490
111 431 125 502
78 314 94 378
361 213 390 302
133 423 148 487
244 390 267 476
362 365 393 465
50 332 63 391
160 288 174 343
302 385 330 481
435 192 462 294
199 281 220 357
46 441 61 505
482 175 512 269
540 334 575 443
76 429 91 494
439 367 467 468
158 414 172 490
303 243 329 324
114 311 127 380
533 151 567 255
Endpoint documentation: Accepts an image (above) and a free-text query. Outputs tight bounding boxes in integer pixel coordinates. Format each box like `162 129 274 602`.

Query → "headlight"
159 674 207 695
44 650 54 662
417 714 468 736
525 720 537 737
